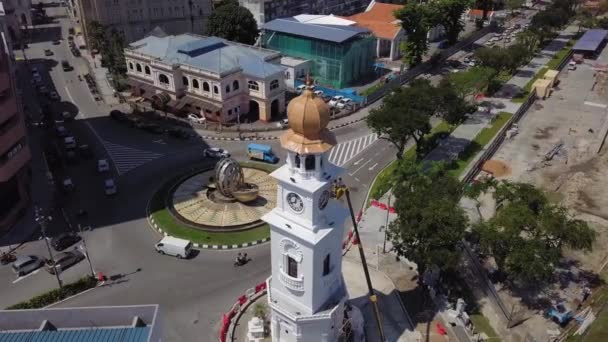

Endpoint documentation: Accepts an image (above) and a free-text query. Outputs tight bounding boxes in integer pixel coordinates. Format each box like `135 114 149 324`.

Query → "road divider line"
369 162 378 171
349 159 371 176
12 269 42 284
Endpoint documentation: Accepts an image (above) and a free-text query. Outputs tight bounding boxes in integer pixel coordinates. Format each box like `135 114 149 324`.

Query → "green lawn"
366 121 453 205
547 47 572 70
470 314 501 341
149 161 276 246
448 112 513 177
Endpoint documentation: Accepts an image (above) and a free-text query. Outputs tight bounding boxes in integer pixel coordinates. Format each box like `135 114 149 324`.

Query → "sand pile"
481 160 512 178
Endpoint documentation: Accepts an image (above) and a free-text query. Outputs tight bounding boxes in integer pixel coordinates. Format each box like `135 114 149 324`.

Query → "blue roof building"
0 305 161 342
125 33 287 123
261 15 376 89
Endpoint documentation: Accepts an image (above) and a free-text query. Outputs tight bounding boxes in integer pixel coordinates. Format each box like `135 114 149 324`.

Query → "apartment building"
239 0 372 27
125 33 286 122
75 0 213 43
0 2 31 232
0 0 31 44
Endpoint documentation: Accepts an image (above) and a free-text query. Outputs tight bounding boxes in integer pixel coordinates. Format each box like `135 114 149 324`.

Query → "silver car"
45 250 84 274
12 255 45 276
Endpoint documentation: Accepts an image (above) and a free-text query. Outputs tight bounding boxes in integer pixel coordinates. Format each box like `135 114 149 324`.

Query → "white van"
155 236 192 259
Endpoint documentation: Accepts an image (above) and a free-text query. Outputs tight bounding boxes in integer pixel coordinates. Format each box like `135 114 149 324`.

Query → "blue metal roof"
129 35 285 78
261 18 369 43
0 327 151 342
573 29 608 51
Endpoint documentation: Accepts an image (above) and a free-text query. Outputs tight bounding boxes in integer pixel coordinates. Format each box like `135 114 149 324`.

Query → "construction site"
473 46 608 341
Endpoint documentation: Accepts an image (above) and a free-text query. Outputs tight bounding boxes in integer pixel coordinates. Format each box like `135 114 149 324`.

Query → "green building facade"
262 29 376 89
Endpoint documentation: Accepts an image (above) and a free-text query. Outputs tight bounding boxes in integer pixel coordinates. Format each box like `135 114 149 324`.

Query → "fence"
365 26 494 104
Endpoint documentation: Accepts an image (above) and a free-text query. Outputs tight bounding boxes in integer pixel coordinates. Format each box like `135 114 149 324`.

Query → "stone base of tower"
267 276 348 342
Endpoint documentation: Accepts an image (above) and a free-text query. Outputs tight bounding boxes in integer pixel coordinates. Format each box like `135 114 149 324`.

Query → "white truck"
154 236 192 259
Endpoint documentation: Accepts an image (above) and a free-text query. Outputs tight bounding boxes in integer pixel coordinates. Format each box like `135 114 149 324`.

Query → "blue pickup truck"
247 143 279 164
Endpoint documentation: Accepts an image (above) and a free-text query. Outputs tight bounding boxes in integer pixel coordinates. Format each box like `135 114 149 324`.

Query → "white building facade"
263 84 349 341
124 34 286 122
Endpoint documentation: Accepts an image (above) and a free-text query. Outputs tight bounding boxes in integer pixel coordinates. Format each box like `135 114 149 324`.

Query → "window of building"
305 155 315 171
193 79 199 89
228 109 232 115
235 106 239 113
225 84 230 93
285 71 290 80
182 76 188 86
294 154 301 168
213 85 219 94
270 79 279 90
158 74 169 84
233 80 239 90
248 80 259 91
144 65 150 75
128 62 133 70
136 63 142 72
203 82 210 92
323 254 330 276
287 256 297 278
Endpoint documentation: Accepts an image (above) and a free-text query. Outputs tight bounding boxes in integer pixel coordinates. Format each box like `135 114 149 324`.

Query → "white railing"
279 270 304 291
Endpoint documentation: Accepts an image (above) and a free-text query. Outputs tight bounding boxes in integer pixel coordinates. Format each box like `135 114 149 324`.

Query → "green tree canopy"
207 0 259 45
396 3 431 66
388 161 468 274
433 0 473 44
366 79 435 158
444 66 497 98
436 79 477 125
473 181 596 285
506 0 525 14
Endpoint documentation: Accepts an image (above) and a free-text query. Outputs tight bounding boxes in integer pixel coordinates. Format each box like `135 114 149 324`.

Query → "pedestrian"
243 253 248 262
235 252 242 265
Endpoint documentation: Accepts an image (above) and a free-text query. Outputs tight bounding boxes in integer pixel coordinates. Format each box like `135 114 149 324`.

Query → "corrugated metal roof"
128 35 285 78
0 327 150 342
573 29 608 51
262 18 370 43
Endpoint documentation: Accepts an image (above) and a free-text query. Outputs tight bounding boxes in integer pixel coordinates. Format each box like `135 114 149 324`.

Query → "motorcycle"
1 252 16 265
233 257 249 267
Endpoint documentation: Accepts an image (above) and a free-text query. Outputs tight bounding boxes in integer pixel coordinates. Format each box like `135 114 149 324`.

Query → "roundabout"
148 160 278 248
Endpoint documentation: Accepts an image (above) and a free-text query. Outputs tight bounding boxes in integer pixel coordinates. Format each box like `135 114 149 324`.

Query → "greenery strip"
6 276 97 310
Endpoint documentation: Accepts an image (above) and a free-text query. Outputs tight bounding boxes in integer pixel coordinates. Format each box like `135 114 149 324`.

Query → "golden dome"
280 85 336 154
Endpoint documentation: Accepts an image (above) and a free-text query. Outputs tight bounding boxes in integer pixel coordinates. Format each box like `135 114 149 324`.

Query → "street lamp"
34 206 63 290
77 224 96 278
382 192 392 254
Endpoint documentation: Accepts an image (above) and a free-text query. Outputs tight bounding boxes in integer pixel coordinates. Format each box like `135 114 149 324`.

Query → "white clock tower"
262 81 349 342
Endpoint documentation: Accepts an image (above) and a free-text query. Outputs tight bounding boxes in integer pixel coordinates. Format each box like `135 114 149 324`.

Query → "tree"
474 47 509 71
435 79 477 125
473 181 596 285
207 0 259 45
434 0 473 44
515 29 540 57
396 4 431 66
576 8 597 32
506 0 525 15
388 161 468 275
87 21 107 52
366 79 435 159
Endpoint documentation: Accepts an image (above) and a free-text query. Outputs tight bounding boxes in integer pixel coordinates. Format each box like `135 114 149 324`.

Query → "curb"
148 216 270 250
43 282 104 309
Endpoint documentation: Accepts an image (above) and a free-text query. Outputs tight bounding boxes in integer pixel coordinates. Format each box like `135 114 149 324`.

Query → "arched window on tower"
287 256 298 278
294 154 301 168
305 155 315 171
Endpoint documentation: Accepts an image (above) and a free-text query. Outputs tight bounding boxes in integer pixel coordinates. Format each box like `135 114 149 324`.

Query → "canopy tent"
573 29 608 52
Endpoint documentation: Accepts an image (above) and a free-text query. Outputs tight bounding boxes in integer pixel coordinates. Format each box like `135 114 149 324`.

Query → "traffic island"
147 161 278 249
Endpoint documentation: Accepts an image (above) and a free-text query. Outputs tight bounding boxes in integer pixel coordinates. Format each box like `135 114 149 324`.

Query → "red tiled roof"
345 2 404 40
468 9 494 17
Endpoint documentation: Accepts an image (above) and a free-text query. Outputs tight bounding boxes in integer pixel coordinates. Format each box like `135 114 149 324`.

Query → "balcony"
279 268 304 291
0 70 10 93
0 142 30 182
0 120 25 156
0 96 17 123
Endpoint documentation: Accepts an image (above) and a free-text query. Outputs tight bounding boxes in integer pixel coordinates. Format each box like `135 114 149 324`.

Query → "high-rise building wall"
0 0 32 44
74 0 213 43
0 2 31 232
239 0 371 27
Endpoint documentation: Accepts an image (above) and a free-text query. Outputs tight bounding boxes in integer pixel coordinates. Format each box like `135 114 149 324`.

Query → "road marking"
13 269 42 284
353 158 364 166
349 159 371 176
369 163 378 171
153 139 166 145
329 133 378 166
584 101 607 109
101 140 164 176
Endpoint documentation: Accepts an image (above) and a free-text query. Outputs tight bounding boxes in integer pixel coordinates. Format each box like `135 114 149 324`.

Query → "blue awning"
573 29 608 51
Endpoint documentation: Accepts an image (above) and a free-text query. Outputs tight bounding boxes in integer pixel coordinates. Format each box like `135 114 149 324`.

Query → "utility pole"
341 187 386 342
382 193 391 253
77 224 96 278
35 206 63 290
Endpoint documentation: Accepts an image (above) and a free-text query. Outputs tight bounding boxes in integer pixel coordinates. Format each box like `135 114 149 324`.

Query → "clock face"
318 190 330 210
287 192 304 213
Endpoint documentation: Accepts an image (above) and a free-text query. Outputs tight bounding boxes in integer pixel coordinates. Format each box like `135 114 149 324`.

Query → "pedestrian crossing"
101 140 164 176
328 133 378 166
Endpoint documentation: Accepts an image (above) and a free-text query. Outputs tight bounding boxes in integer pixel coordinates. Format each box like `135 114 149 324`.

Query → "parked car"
50 233 81 251
64 136 76 149
44 49 53 56
61 60 73 71
155 236 192 259
328 95 344 107
62 178 74 192
296 84 312 93
568 61 577 71
37 85 49 94
46 250 85 274
104 179 117 196
52 40 61 45
313 90 324 97
12 255 45 276
203 147 230 158
247 143 279 164
97 159 109 172
336 98 352 109
110 110 127 121
187 113 205 124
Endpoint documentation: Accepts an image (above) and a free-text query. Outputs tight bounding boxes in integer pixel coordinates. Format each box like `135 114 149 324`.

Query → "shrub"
6 276 97 310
